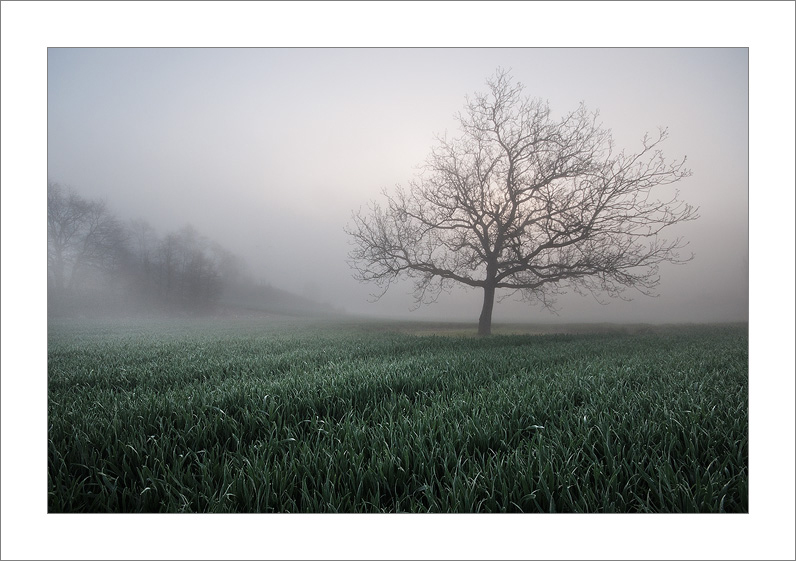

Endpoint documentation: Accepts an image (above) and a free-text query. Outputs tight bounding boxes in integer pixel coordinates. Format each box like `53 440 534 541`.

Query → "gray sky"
48 47 748 323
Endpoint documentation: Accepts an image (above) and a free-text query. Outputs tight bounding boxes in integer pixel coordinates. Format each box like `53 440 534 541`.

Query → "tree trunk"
478 283 496 336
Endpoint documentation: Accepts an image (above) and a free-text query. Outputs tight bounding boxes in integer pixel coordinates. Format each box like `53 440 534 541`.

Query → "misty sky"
47 47 749 323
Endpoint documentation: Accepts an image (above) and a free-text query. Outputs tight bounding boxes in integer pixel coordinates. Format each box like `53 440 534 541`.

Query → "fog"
47 47 748 324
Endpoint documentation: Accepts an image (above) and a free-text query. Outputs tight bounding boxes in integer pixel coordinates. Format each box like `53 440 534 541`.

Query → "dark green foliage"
48 318 748 512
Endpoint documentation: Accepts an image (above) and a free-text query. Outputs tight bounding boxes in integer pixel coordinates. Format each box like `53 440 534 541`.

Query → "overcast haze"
47 48 749 324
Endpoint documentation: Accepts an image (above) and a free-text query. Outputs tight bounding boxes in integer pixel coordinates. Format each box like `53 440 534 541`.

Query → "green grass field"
47 316 748 513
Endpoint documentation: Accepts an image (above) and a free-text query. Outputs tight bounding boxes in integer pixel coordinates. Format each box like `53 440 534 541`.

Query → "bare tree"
129 218 157 275
47 181 127 297
347 69 698 335
48 181 88 296
152 224 232 310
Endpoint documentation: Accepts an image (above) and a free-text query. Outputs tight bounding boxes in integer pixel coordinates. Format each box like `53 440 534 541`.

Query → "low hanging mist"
47 180 342 319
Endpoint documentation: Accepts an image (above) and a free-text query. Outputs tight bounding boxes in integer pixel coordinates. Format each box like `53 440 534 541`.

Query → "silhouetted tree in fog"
47 181 127 312
153 225 227 310
348 69 698 335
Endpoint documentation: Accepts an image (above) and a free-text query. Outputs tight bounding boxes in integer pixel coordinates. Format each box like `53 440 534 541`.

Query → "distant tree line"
47 181 242 316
